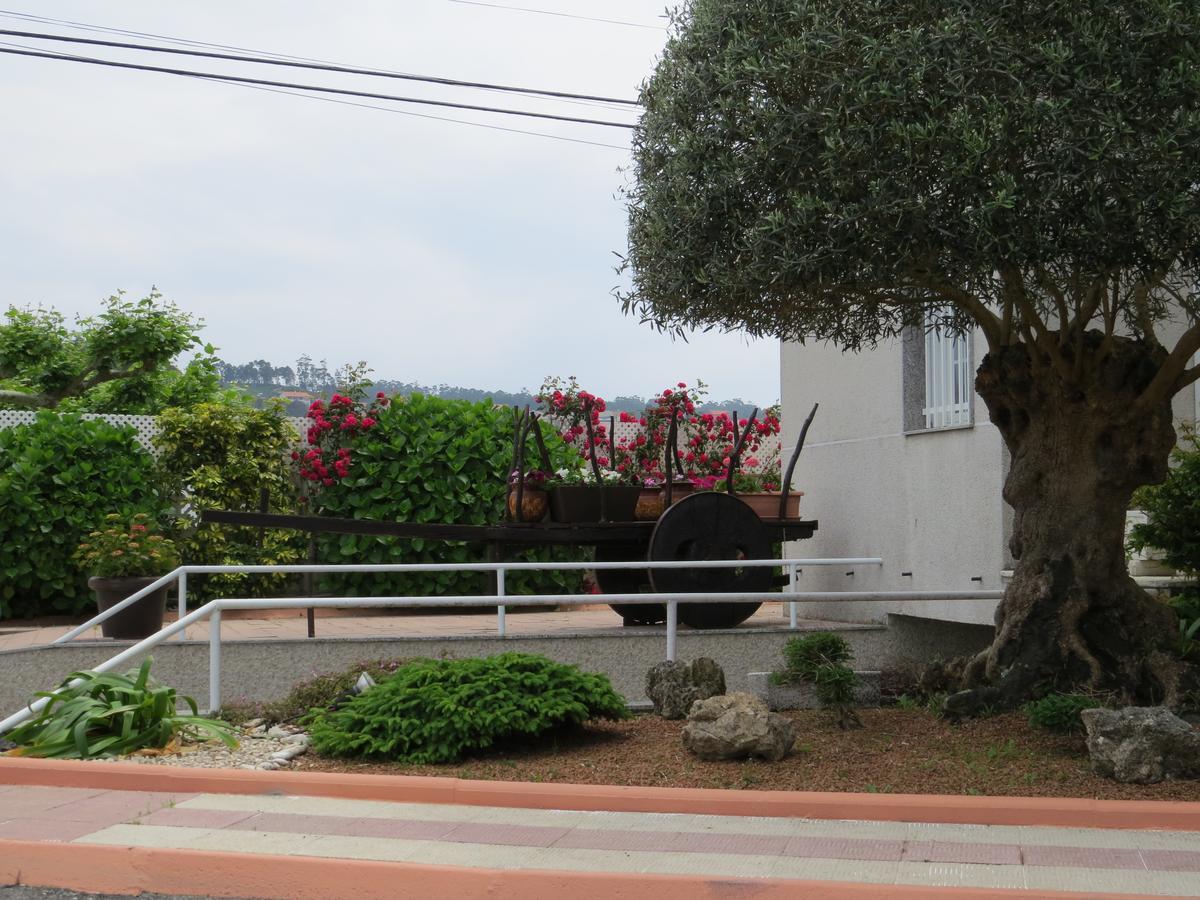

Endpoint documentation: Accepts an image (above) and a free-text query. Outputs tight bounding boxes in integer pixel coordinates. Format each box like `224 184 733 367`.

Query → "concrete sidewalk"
2 780 1199 898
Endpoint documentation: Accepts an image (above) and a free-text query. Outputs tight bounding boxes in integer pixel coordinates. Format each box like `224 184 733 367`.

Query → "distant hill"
216 357 773 418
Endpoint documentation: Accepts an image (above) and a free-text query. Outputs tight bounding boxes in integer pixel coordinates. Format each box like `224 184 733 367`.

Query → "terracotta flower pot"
659 481 695 507
88 576 168 639
735 491 804 519
634 488 665 521
507 487 549 522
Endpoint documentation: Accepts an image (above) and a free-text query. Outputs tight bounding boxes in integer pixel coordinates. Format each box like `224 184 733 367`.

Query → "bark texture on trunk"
945 333 1185 716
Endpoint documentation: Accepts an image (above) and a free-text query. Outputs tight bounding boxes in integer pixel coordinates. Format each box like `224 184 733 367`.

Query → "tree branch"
1136 322 1200 410
999 262 1073 381
1177 365 1200 392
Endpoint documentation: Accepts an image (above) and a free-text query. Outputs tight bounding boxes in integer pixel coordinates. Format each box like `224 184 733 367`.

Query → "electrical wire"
0 9 639 112
0 28 641 106
447 0 666 30
0 45 637 129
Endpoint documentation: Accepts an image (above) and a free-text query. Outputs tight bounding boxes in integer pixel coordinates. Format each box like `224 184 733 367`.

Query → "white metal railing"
1 555 1008 736
53 558 887 645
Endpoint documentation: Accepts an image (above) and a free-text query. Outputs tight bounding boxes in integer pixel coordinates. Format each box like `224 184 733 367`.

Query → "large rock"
1081 706 1200 784
645 658 726 720
682 692 795 762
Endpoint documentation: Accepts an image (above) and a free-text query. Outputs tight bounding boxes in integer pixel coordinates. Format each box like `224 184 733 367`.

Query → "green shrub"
1129 426 1200 576
5 659 236 759
221 658 414 725
307 653 629 763
1022 693 1103 735
777 632 860 729
0 412 164 619
155 401 305 601
310 394 587 597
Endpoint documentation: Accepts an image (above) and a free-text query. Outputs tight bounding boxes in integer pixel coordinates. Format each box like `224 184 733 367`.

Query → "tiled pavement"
0 603 859 652
1 784 1198 896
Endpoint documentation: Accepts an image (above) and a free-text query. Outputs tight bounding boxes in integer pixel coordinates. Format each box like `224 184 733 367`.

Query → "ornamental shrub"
1129 427 1200 577
155 401 305 601
0 412 164 619
308 393 586 597
1022 693 1103 735
777 632 861 729
6 658 236 759
306 653 629 763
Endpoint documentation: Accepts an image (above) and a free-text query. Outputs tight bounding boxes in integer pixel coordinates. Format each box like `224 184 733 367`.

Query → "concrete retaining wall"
0 615 995 717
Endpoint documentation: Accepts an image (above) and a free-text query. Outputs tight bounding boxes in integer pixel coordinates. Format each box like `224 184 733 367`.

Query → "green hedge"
155 402 305 601
0 412 164 619
312 393 586 596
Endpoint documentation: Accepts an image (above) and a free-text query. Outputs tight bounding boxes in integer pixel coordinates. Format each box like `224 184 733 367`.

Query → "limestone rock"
1081 706 1200 784
645 658 726 720
682 692 795 762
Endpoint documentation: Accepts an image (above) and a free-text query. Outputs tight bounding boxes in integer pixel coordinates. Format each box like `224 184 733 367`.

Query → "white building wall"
780 330 1005 625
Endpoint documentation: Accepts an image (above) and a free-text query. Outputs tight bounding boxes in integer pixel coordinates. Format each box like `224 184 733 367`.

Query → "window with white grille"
922 318 972 429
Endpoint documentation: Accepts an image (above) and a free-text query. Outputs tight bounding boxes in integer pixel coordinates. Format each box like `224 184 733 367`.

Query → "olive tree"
624 0 1200 712
0 290 207 410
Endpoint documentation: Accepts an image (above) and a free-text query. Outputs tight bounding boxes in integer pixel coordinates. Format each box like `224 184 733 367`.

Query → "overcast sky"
0 1 781 404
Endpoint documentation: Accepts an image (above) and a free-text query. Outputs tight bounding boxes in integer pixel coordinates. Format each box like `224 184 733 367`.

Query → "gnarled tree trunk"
945 333 1185 716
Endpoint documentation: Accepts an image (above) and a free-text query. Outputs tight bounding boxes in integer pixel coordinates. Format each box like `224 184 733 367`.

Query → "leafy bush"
221 658 414 725
777 632 861 729
0 412 164 619
155 401 305 601
1129 427 1200 576
1022 693 1103 735
306 653 629 763
5 659 236 759
310 393 587 597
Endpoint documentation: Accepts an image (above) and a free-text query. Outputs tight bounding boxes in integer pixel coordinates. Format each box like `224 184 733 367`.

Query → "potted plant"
507 468 550 522
74 513 179 639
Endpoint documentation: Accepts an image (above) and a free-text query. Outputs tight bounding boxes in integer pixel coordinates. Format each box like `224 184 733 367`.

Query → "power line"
0 28 641 106
0 9 636 113
213 79 630 151
0 45 637 129
0 36 629 151
447 0 666 31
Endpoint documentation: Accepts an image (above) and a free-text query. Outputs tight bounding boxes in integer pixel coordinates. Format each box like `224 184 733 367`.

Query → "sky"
0 1 781 405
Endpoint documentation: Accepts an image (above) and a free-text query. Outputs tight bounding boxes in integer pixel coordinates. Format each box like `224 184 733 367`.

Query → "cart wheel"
648 492 770 629
596 542 665 625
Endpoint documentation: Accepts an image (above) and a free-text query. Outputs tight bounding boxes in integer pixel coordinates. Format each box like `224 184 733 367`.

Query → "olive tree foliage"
0 290 210 411
624 0 1200 712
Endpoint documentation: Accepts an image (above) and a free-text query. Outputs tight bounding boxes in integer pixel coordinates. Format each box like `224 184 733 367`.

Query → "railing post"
177 571 188 641
666 600 677 662
788 561 798 629
208 608 221 714
497 568 506 637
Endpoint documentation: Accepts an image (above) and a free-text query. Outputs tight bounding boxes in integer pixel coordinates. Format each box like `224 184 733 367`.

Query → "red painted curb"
0 840 1166 900
3 757 1199 830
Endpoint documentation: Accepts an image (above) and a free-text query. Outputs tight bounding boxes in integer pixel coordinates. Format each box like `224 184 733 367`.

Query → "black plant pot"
88 576 167 639
549 485 641 523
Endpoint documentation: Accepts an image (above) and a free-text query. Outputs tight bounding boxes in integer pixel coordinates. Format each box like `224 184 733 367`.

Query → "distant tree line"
215 356 769 417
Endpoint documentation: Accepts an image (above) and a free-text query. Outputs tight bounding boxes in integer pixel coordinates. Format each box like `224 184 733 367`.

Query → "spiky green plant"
5 659 237 759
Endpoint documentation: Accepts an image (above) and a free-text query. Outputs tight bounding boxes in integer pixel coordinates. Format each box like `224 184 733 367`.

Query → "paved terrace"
1 763 1199 899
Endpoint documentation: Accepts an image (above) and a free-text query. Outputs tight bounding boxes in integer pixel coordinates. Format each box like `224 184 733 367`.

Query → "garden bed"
292 708 1200 802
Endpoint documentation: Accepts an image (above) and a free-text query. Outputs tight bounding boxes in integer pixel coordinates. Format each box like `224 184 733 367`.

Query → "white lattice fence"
0 410 308 458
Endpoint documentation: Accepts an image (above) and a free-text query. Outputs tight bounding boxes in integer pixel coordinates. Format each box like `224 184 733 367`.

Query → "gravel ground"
292 708 1200 801
92 721 311 771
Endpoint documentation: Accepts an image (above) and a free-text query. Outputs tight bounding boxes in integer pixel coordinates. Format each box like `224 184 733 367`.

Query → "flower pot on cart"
507 487 549 522
550 485 641 522
735 491 804 519
88 576 167 639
